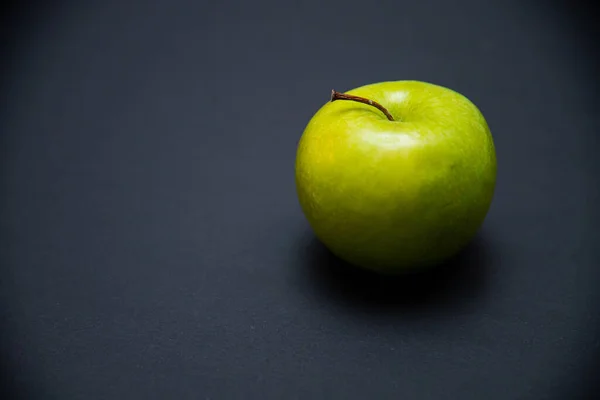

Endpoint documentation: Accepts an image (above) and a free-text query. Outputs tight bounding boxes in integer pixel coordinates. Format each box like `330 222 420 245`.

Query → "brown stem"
330 89 395 121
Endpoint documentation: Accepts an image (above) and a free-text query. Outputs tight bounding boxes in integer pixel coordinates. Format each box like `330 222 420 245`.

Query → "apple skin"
295 81 497 274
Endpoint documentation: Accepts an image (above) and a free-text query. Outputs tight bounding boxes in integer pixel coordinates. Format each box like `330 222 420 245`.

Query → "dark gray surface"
1 0 599 399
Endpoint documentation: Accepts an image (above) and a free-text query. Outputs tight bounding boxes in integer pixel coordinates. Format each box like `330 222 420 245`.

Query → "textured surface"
1 0 599 399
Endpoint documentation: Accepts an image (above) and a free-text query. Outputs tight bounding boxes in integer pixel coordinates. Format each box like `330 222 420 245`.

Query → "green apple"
295 80 496 274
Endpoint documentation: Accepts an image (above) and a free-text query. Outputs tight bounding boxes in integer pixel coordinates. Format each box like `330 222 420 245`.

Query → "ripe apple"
295 81 497 274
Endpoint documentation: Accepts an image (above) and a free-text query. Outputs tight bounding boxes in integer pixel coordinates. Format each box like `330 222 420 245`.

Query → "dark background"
1 0 599 399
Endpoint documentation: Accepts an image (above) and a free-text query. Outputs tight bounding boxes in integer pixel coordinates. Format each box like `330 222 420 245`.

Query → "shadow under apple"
298 230 494 317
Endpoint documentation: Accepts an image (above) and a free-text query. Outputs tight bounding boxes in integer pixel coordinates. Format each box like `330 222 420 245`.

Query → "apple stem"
330 90 395 121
